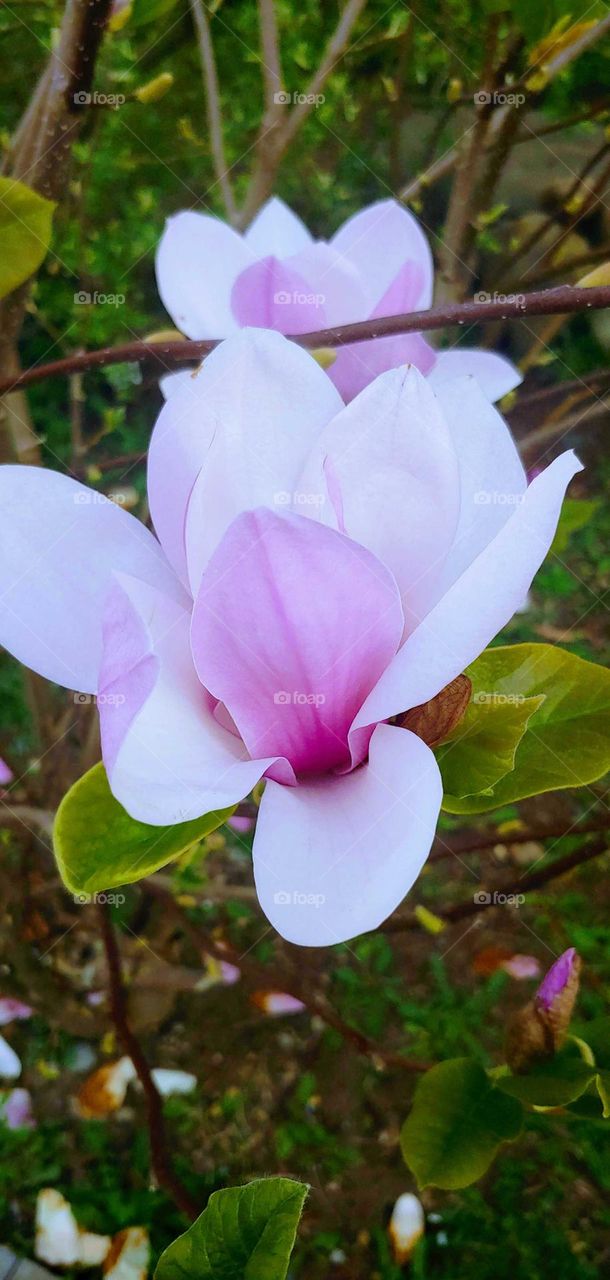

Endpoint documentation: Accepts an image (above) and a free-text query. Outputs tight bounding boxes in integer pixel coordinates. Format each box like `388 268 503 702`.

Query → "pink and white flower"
0 330 578 945
156 197 520 403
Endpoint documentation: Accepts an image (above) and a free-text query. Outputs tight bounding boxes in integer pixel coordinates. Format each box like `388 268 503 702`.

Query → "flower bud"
134 73 174 105
505 947 581 1073
388 1193 425 1265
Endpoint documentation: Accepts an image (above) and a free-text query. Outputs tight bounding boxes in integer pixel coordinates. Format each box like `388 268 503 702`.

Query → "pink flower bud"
505 948 581 1073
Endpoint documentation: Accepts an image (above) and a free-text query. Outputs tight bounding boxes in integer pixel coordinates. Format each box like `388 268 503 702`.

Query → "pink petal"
230 256 327 333
148 330 342 591
191 509 403 776
353 450 582 730
156 210 254 338
297 365 460 633
0 1087 35 1129
0 758 13 785
331 199 433 312
0 998 33 1027
429 348 522 402
253 724 442 945
244 196 313 257
182 330 343 594
0 467 184 692
283 242 367 325
99 574 280 825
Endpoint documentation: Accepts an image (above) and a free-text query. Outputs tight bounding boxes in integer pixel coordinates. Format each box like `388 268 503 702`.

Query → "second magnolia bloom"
156 196 521 403
0 330 579 945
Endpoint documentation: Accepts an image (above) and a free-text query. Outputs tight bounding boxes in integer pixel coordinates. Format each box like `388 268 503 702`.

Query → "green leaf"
130 0 182 26
577 1017 610 1069
53 763 234 894
550 498 601 556
0 177 55 300
497 1055 596 1107
155 1177 308 1280
437 691 544 807
400 1058 523 1190
441 644 610 814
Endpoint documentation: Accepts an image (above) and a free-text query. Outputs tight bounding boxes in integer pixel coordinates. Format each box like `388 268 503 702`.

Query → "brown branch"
144 879 430 1072
429 811 610 863
5 283 610 396
238 0 368 227
97 902 199 1220
384 835 610 933
189 0 237 223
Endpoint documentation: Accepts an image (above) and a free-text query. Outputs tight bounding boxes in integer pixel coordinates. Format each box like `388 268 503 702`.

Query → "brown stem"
97 902 199 1220
4 283 610 396
429 811 610 863
383 835 609 933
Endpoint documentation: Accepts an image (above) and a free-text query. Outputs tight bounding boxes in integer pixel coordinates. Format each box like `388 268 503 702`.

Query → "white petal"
0 1033 21 1079
331 199 434 312
0 466 184 692
245 196 313 257
431 374 526 594
183 329 343 593
297 365 460 631
429 348 522 402
156 211 254 338
354 450 582 729
102 574 279 825
253 725 442 946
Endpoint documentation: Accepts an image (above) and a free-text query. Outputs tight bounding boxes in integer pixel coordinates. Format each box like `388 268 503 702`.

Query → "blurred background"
0 1 609 1276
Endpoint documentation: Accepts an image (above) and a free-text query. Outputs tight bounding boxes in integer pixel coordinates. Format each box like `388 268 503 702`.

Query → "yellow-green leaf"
0 177 55 299
54 762 234 894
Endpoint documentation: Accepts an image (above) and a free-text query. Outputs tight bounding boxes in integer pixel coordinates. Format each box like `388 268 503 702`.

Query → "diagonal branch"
189 0 237 224
3 282 610 395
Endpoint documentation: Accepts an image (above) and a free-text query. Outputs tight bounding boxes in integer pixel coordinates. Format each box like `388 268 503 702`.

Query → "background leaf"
441 644 610 813
155 1177 308 1280
400 1058 523 1190
54 762 234 893
0 177 55 299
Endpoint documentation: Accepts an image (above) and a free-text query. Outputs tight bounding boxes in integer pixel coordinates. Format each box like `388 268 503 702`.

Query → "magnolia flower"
156 196 521 403
0 1086 35 1129
388 1193 425 1264
0 330 579 945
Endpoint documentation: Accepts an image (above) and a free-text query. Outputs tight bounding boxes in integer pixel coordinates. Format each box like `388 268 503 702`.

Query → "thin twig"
97 902 199 1220
144 879 431 1072
384 835 610 933
4 283 610 396
189 0 237 223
